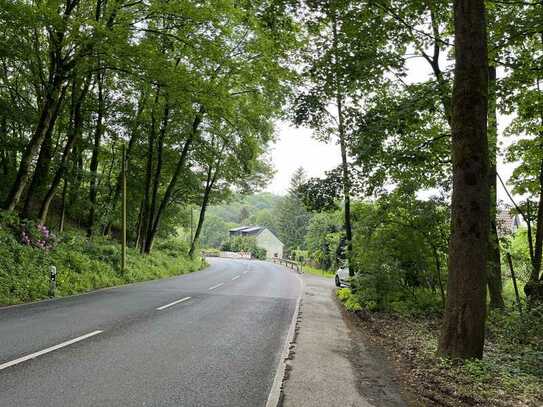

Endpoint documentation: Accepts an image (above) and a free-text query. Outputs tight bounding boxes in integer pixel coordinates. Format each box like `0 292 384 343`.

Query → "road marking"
156 296 191 311
0 330 103 371
243 270 249 274
208 283 224 290
232 275 240 281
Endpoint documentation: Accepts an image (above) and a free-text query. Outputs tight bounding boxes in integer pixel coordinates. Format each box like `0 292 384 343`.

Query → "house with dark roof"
496 208 522 237
229 226 284 259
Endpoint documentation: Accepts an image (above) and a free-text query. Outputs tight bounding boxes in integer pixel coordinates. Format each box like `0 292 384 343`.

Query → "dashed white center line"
208 283 224 290
156 296 191 311
232 275 240 281
0 330 103 371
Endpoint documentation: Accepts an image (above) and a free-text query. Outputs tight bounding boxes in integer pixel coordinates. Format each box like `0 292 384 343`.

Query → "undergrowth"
0 213 203 305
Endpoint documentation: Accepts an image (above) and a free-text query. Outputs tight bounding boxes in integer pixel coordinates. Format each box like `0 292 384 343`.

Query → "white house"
229 226 284 259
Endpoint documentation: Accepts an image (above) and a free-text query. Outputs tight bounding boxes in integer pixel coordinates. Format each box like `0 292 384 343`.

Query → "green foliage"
348 193 448 314
0 221 201 306
273 168 312 253
336 288 362 312
221 236 266 260
304 211 342 270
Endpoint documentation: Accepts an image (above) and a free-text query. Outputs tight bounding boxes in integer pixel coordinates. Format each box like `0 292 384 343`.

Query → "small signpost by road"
49 265 57 297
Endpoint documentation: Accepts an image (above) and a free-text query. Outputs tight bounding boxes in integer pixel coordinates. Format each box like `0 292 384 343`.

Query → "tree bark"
189 165 216 258
144 103 170 254
21 86 66 220
525 73 543 301
39 77 90 224
139 91 160 253
487 65 504 309
87 71 105 237
144 107 204 253
331 10 353 276
438 0 489 360
4 76 64 211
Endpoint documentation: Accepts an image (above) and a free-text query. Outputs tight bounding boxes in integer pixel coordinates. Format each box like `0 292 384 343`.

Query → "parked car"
335 267 350 287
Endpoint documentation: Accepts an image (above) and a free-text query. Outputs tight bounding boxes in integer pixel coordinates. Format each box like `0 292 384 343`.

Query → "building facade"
229 226 284 259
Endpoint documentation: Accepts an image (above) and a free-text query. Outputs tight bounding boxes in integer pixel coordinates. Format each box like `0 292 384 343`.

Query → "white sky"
266 55 519 204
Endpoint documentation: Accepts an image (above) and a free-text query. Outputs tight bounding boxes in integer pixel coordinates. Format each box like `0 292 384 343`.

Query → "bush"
0 214 202 306
336 288 363 312
221 236 266 259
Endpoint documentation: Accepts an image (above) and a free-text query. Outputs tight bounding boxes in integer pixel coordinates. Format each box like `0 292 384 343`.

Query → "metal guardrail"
271 257 303 274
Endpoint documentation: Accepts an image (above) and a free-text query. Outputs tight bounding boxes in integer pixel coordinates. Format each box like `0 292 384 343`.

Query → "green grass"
0 220 204 306
302 264 335 278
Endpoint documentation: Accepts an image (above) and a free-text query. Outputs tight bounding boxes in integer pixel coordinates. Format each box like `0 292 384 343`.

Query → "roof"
241 226 264 235
229 226 264 236
229 226 251 232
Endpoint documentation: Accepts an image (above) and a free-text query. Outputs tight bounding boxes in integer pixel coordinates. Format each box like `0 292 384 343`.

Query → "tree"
438 0 489 359
274 168 312 253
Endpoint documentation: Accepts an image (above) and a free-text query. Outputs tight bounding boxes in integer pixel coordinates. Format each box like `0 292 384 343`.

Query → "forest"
0 0 542 405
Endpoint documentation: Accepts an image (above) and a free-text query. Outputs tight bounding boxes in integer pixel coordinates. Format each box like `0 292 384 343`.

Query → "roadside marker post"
49 266 57 297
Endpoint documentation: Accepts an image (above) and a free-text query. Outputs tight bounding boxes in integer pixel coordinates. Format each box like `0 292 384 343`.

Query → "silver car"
335 267 350 287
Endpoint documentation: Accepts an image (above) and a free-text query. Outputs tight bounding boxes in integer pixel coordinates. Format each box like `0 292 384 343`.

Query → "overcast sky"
265 55 518 204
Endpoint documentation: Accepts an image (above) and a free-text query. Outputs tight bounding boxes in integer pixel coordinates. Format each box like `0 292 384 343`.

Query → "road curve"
0 258 302 407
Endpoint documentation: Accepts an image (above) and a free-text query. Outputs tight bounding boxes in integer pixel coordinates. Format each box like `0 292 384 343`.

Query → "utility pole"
121 143 127 272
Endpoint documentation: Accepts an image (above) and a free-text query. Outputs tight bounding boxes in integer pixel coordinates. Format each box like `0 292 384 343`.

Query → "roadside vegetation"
0 211 202 305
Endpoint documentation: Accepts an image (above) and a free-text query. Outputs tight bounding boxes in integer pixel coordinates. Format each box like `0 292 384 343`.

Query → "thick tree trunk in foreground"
487 66 504 309
438 0 489 359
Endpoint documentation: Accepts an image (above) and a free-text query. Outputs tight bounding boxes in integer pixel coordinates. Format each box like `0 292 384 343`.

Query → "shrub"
0 214 202 306
336 288 363 311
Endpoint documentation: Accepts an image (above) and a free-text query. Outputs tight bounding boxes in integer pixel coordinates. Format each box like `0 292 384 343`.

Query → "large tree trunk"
438 0 489 360
331 11 353 276
189 148 223 259
144 104 170 254
145 107 204 253
87 71 105 237
487 65 505 309
21 85 66 220
139 90 161 253
39 77 90 225
4 76 65 211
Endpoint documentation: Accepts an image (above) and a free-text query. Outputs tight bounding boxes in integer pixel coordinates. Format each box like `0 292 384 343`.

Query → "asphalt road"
0 258 301 407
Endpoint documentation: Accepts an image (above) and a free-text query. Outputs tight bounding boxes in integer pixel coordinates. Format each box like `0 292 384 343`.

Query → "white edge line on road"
232 275 240 281
0 330 103 371
156 296 191 311
208 283 224 290
266 274 304 407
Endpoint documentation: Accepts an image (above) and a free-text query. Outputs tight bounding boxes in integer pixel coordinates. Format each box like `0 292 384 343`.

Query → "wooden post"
121 143 127 272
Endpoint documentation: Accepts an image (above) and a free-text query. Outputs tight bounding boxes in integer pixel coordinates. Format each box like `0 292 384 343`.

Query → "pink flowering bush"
20 221 57 251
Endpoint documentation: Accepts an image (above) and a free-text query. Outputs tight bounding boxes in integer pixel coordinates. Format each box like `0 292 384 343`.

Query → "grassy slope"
0 222 203 306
